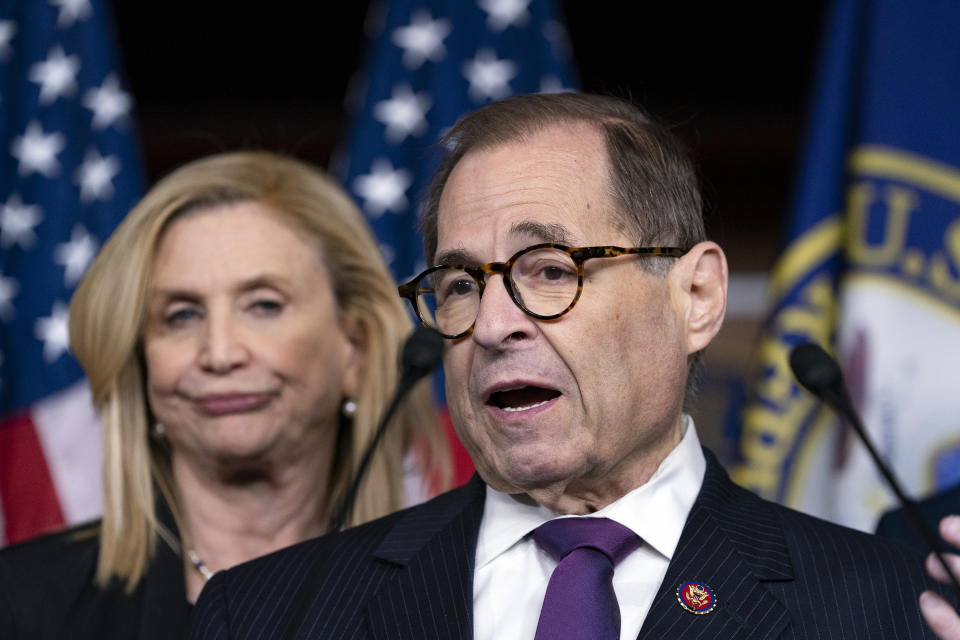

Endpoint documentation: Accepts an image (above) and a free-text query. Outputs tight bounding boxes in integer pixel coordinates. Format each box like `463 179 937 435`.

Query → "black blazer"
876 481 960 554
0 500 190 639
190 450 947 639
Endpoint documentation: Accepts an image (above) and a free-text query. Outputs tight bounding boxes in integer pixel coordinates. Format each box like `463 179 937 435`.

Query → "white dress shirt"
472 416 706 640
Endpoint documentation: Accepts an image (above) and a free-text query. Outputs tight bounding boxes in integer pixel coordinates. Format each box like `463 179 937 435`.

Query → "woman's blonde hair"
69 151 450 591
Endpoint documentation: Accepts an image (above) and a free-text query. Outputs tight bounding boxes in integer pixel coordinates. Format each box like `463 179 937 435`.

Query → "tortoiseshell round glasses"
398 243 686 339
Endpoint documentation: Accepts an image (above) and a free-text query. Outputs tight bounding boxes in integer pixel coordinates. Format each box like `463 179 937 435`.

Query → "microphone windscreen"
789 342 845 397
401 326 445 380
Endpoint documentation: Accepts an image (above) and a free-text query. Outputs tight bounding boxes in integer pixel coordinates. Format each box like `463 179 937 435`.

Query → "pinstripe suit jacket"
189 450 944 639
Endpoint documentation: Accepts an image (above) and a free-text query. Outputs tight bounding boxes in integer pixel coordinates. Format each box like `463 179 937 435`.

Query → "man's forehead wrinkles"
434 220 576 267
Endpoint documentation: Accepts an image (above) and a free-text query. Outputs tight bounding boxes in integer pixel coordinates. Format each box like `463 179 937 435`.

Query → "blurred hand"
921 515 960 639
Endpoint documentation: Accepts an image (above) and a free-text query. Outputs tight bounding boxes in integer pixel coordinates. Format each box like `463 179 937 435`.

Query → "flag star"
391 10 451 69
378 243 396 267
1 194 44 249
373 84 432 144
75 148 121 202
462 49 518 102
543 20 572 58
54 225 98 286
50 0 93 28
28 45 81 105
478 0 531 32
83 74 132 130
10 120 66 178
0 20 16 61
35 300 71 363
352 158 413 218
0 271 19 321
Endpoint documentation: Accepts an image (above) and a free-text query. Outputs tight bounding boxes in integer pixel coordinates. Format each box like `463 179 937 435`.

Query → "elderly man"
190 93 944 639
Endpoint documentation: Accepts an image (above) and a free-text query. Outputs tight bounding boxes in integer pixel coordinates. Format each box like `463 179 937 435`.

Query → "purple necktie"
532 517 642 640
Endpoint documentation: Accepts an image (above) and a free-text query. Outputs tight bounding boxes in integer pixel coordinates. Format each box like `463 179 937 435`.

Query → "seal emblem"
676 581 717 614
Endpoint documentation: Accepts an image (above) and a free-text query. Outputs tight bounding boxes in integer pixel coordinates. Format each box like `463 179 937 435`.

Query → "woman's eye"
164 307 199 328
250 299 283 315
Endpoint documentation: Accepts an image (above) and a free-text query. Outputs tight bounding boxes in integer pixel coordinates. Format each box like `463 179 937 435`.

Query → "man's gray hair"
420 92 706 264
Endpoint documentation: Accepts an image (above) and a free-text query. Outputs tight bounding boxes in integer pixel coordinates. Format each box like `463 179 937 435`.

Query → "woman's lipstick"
195 393 273 415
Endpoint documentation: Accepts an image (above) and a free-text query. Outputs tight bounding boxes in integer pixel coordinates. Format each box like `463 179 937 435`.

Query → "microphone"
396 323 447 393
789 342 960 599
282 327 444 640
328 325 445 533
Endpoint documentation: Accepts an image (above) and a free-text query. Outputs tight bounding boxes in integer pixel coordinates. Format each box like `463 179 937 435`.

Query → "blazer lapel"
637 450 794 640
366 475 486 640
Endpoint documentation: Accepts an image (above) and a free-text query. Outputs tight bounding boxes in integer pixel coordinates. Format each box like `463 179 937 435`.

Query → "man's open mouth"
487 386 561 412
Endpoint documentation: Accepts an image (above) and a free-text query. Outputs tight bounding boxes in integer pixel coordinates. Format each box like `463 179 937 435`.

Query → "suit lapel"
358 452 795 639
366 475 486 640
637 450 794 640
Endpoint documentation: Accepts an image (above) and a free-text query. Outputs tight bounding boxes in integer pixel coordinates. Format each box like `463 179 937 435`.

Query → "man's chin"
480 456 581 498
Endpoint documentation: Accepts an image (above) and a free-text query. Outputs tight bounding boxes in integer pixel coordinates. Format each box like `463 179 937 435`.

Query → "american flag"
337 0 577 485
0 0 143 546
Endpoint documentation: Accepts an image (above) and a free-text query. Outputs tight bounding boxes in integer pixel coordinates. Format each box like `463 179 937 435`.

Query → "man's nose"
198 313 249 373
470 275 537 348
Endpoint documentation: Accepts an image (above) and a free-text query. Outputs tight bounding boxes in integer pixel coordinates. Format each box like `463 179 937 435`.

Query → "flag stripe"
31 382 102 524
0 412 64 545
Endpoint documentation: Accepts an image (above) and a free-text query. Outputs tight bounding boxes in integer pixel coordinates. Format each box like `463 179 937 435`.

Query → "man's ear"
671 241 728 355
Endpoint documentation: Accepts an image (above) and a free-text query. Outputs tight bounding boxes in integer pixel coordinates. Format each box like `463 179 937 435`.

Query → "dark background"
110 1 829 274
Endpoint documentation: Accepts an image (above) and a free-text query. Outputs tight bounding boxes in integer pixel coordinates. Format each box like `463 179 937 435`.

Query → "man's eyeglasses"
398 243 686 339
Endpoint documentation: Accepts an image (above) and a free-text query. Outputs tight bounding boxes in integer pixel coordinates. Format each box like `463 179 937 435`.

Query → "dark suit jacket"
0 499 191 639
876 482 960 554
190 450 945 639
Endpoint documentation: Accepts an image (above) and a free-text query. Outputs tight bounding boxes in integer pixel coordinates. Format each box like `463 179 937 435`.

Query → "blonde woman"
0 151 450 639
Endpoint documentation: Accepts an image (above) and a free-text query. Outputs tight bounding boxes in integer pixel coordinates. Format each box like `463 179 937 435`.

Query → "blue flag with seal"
336 0 577 486
0 0 143 544
733 0 960 531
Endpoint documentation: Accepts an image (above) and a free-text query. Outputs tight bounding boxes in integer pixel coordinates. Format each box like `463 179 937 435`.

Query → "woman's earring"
153 422 166 438
341 398 357 418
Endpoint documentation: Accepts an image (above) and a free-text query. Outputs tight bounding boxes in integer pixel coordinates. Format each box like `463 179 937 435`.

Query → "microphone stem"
827 388 960 600
328 374 415 533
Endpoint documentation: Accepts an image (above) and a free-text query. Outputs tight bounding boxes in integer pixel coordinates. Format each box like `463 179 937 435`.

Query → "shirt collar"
475 415 706 569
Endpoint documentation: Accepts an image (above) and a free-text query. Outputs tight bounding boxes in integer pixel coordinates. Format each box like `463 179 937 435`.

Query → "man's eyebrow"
434 248 476 267
509 221 573 244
